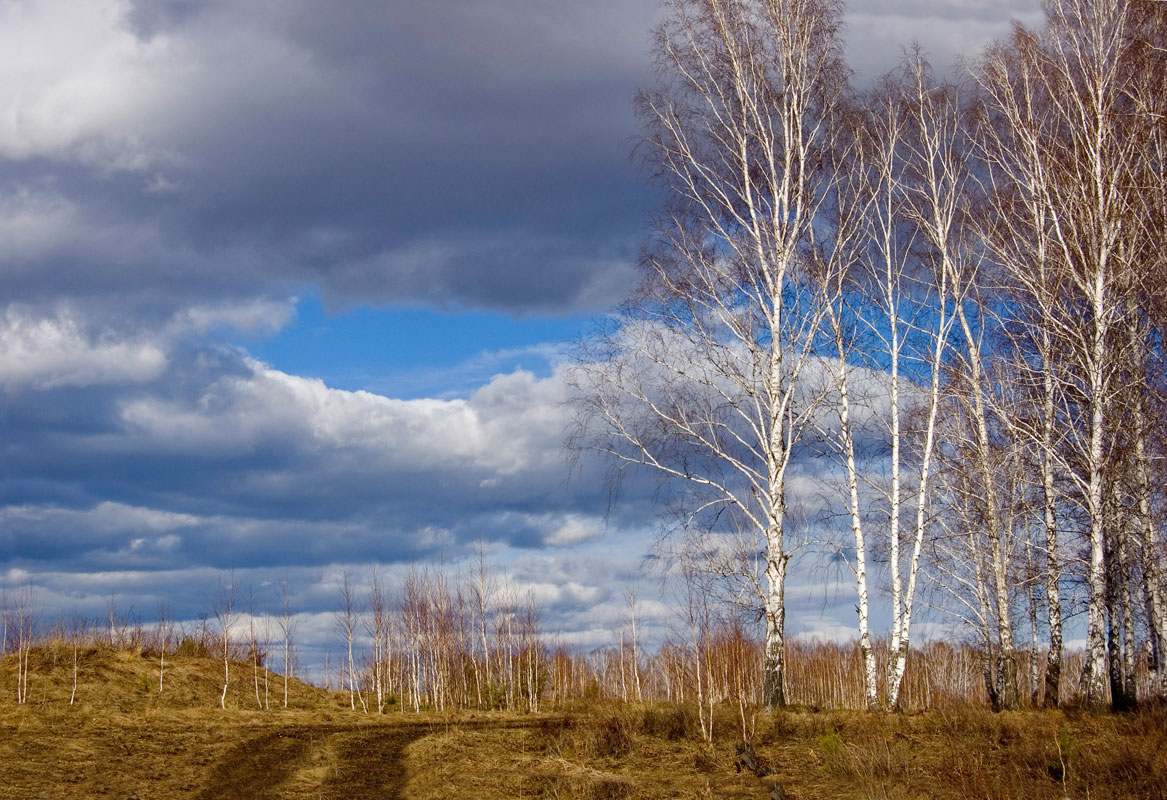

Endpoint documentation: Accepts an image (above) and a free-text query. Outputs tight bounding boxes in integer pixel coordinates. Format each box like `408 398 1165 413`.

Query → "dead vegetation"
0 646 1164 799
3 642 326 712
399 702 1167 800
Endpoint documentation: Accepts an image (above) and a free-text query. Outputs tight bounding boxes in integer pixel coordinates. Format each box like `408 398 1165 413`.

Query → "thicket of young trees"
7 565 1136 731
572 0 1167 712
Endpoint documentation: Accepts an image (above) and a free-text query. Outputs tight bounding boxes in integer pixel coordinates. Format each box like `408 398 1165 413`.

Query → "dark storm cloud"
0 0 1042 315
0 0 659 315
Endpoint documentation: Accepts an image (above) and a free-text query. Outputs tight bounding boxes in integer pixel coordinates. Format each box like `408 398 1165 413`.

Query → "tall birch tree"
872 55 961 711
973 0 1161 707
572 0 849 708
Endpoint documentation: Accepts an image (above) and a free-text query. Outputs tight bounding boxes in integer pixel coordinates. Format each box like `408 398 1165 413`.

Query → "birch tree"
810 83 881 711
891 61 1029 711
812 51 958 712
1121 0 1167 704
247 586 264 709
157 603 172 696
573 0 848 709
974 21 1082 707
973 0 1162 707
214 574 237 709
366 566 391 713
277 579 296 709
335 570 366 712
472 546 493 709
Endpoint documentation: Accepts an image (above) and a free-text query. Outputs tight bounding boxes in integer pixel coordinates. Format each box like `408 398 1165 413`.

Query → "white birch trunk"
1135 402 1167 700
838 369 877 710
1041 361 1063 707
1080 271 1111 707
762 547 787 709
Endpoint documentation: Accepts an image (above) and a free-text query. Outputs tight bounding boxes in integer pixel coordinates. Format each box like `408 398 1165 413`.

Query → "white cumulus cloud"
0 306 166 389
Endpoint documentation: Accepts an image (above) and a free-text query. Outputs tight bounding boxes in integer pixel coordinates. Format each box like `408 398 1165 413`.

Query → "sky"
0 0 1042 673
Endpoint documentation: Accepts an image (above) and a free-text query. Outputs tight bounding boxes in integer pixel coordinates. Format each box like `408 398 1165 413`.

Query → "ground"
2 647 1165 799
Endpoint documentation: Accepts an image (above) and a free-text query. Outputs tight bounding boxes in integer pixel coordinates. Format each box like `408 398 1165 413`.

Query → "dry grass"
399 703 1167 800
748 704 1167 800
400 713 756 800
4 643 329 712
1 647 1165 799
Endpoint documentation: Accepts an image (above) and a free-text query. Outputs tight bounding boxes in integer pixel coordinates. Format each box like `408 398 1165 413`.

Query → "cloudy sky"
0 0 1040 670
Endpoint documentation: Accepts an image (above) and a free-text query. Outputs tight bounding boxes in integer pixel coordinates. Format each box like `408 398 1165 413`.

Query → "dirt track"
197 723 426 800
0 710 483 800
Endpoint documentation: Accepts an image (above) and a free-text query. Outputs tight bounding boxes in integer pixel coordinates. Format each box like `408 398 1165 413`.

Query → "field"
2 647 1166 799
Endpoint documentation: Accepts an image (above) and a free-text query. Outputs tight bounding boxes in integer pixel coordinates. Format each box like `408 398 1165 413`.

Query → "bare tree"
817 52 958 711
678 560 714 740
622 579 644 703
335 569 366 712
247 586 264 709
870 55 1030 711
472 544 493 709
973 0 1164 707
214 573 237 709
260 606 271 710
366 566 391 713
107 594 118 648
68 607 85 705
973 22 1079 707
573 0 849 709
157 603 173 696
9 587 36 705
277 579 296 709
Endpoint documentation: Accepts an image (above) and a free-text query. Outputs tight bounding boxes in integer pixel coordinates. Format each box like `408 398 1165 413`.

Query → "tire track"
197 722 431 800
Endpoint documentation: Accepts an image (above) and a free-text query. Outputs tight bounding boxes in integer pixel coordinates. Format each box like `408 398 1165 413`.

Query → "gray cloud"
0 0 659 316
846 0 1042 79
0 0 1039 316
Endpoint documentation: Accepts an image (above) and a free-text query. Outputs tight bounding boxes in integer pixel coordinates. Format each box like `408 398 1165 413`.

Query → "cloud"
790 621 860 645
0 0 659 316
0 0 1044 319
545 517 603 547
172 299 294 337
0 0 173 168
0 304 639 578
0 306 166 389
845 0 1042 79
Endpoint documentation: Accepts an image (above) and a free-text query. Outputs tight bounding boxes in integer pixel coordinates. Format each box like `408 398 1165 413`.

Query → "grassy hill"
4 642 331 712
0 645 1165 799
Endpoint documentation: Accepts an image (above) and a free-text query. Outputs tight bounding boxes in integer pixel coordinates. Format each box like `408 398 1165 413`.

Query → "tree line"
6 565 1144 729
570 0 1167 711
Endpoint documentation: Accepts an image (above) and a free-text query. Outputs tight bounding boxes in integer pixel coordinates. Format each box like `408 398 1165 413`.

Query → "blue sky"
0 0 1043 668
249 294 591 399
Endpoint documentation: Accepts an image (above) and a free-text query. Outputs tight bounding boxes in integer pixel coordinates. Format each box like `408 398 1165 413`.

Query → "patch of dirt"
190 721 431 799
321 726 425 798
197 728 315 799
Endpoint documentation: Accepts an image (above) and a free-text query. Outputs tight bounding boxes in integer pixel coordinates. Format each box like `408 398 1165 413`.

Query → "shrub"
640 704 693 740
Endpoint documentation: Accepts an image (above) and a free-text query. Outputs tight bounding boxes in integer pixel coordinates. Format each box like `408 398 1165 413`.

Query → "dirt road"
0 710 463 800
198 723 426 799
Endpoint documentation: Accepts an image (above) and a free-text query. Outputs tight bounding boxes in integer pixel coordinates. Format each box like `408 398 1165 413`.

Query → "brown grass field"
1 646 1165 799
